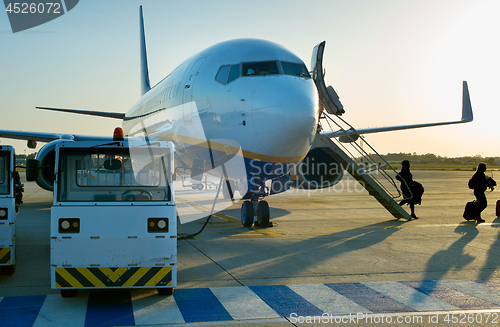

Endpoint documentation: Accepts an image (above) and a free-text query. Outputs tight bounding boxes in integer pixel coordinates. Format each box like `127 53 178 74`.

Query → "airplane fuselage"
123 39 318 189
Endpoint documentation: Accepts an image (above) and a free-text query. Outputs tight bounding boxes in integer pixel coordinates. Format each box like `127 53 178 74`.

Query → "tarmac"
1 170 500 326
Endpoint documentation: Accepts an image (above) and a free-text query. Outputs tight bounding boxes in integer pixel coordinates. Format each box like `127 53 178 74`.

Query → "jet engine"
291 147 344 190
31 140 61 191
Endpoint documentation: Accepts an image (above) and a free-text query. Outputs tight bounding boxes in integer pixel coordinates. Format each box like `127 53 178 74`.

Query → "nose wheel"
240 200 271 227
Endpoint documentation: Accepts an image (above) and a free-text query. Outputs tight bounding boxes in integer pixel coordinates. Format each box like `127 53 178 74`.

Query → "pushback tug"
0 145 23 274
27 128 177 296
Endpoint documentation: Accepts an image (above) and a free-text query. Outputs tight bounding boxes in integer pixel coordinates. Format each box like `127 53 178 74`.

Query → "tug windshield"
57 146 171 202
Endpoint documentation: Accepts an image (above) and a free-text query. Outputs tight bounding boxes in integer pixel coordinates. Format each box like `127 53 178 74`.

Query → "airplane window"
227 64 241 83
242 62 279 76
281 62 311 78
215 65 230 84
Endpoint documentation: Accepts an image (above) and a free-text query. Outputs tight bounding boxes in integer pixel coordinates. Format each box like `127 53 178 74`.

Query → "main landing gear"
241 198 271 227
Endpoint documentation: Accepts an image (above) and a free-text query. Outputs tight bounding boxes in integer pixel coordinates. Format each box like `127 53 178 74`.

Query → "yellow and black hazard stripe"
55 266 172 288
0 248 11 264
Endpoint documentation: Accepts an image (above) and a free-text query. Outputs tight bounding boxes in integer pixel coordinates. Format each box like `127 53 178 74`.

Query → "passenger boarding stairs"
311 41 412 221
317 113 412 221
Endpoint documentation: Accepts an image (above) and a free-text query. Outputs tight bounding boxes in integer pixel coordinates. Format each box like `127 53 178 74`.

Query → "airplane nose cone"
252 78 318 160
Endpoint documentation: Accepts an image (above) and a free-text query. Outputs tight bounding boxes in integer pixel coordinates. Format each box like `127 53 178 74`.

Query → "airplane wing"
323 81 473 140
0 130 61 142
0 129 115 143
0 107 125 145
36 107 126 119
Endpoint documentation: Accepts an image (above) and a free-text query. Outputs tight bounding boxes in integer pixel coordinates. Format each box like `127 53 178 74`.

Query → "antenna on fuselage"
139 5 151 96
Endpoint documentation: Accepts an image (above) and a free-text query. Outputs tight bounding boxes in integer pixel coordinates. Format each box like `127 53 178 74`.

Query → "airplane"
0 6 473 227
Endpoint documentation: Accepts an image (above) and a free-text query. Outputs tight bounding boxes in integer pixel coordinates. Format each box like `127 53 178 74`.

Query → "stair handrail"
320 113 413 202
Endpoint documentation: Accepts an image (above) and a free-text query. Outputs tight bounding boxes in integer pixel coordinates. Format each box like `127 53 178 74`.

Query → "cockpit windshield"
242 62 279 76
215 61 310 85
281 62 311 78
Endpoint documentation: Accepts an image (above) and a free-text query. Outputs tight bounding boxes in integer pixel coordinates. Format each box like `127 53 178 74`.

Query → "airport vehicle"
0 145 23 274
28 136 176 296
182 178 205 190
0 6 473 226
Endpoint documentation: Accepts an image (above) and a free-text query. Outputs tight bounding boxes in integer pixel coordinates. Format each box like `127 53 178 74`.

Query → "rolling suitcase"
463 201 478 221
497 200 500 218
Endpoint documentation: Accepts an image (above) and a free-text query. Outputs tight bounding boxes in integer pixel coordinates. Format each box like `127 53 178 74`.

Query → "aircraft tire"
241 201 254 227
258 201 270 227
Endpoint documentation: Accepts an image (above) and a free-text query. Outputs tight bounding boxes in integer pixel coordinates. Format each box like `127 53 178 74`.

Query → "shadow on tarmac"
479 217 500 280
221 207 291 220
179 219 410 284
408 221 479 302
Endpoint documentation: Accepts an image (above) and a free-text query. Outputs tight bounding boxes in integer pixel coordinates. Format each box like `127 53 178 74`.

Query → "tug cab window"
281 62 311 78
0 153 9 195
242 61 279 76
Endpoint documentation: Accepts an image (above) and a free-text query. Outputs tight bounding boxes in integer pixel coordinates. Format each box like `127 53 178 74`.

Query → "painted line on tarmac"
176 197 241 224
210 286 281 320
401 280 500 310
220 221 497 239
362 281 459 312
439 280 500 306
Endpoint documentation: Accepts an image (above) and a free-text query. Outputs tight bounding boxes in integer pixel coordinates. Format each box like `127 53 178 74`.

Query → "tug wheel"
0 265 15 275
158 288 173 296
61 289 78 297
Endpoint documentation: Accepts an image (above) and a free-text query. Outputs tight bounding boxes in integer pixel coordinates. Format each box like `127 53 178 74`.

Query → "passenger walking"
468 163 496 223
396 160 424 219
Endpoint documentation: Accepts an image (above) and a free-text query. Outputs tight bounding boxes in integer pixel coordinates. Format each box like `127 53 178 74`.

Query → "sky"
1 0 499 157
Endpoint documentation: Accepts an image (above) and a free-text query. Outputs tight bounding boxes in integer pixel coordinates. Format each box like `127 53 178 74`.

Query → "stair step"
313 134 412 221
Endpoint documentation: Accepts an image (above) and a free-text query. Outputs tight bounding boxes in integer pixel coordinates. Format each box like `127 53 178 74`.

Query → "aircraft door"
182 57 207 124
311 41 345 116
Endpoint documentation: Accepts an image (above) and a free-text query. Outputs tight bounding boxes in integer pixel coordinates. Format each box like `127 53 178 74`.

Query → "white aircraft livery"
0 6 473 226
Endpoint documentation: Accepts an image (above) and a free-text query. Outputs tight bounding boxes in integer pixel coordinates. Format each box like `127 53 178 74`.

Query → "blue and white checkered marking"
1 279 500 326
